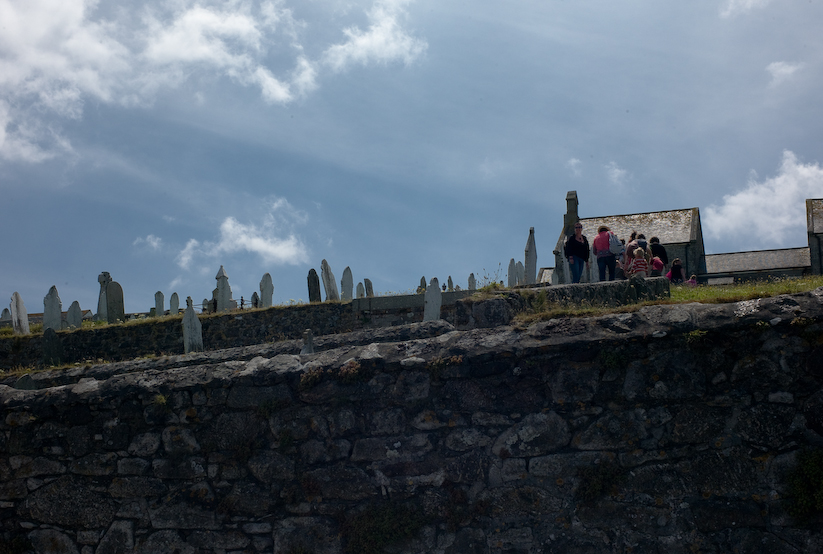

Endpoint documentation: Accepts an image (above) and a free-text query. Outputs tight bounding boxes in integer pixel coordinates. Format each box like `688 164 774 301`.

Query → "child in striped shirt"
626 248 649 278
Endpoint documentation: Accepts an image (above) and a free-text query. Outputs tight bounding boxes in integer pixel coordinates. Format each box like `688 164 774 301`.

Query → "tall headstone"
356 282 366 299
67 301 83 329
154 291 164 317
170 293 180 315
320 260 339 301
1 308 10 321
300 329 315 355
43 285 62 332
468 273 476 291
447 276 454 292
260 273 274 308
516 262 525 286
307 269 322 303
96 272 112 321
423 278 442 322
341 266 353 301
364 278 374 298
508 259 517 288
251 292 259 308
215 266 232 312
524 226 537 285
106 281 125 324
202 298 210 314
10 292 30 335
182 297 204 354
419 276 427 292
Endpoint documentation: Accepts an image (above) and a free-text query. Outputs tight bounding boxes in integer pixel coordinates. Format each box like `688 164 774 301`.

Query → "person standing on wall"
592 226 617 281
564 222 590 283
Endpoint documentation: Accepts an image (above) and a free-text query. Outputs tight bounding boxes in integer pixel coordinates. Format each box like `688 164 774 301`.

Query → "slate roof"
704 247 810 274
577 208 696 245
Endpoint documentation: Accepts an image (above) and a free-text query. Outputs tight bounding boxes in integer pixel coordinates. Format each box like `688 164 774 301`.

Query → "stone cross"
170 293 180 315
43 285 62 332
447 276 454 292
300 329 315 355
341 266 353 301
423 277 442 322
106 281 125 324
516 262 525 286
364 279 374 298
10 292 30 335
155 291 164 317
251 292 259 308
67 301 83 329
320 260 339 301
96 271 112 321
260 273 274 308
508 259 517 288
307 269 322 303
182 297 204 353
524 226 537 285
356 282 365 299
468 273 476 291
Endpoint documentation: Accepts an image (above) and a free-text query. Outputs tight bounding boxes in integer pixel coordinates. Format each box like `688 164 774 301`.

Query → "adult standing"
564 222 590 283
649 237 668 270
592 226 617 281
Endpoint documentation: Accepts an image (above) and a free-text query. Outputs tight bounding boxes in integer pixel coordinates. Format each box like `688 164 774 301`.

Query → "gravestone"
10 292 30 335
447 276 454 292
423 278 442 322
215 266 232 312
468 273 476 291
524 226 537 285
182 297 204 353
260 273 274 308
300 329 315 355
364 278 374 298
42 328 63 366
43 285 62 332
356 282 366 299
202 299 210 314
170 293 180 315
106 281 125 324
419 276 427 293
251 292 260 308
516 262 525 286
149 308 156 317
155 291 164 317
320 260 339 301
66 301 82 329
96 272 112 321
307 269 322 303
341 267 353 301
508 259 517 288
1 308 10 321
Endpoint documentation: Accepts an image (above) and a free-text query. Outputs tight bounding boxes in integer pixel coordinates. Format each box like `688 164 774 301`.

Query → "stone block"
109 476 167 497
492 412 570 457
28 529 79 554
96 520 134 554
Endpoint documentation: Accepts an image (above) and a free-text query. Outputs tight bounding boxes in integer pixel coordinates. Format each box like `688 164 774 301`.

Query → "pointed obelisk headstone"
341 266 353 301
215 266 232 312
507 259 517 288
96 272 112 321
67 301 83 329
524 226 537 285
43 285 62 332
251 292 259 308
447 276 454 292
170 293 180 315
260 273 274 308
307 269 322 303
516 262 525 286
419 276 426 293
154 291 164 317
300 329 315 355
356 282 366 299
468 273 476 291
10 292 30 335
182 297 204 353
423 278 442 321
320 260 339 301
364 279 374 298
106 281 125 324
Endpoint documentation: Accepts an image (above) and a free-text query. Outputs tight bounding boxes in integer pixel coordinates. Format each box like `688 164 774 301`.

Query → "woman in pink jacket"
592 226 617 281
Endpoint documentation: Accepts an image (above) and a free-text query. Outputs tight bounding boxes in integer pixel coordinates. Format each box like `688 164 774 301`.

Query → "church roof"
704 247 810 274
577 208 697 245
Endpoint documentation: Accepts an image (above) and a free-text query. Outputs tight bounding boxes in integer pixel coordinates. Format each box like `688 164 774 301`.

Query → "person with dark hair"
592 225 617 281
649 237 669 271
668 258 685 284
564 222 590 283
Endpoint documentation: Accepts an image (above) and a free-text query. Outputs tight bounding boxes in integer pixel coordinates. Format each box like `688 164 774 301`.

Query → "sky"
2 0 823 314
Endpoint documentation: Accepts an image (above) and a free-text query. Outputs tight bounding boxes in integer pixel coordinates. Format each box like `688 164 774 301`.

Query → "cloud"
766 61 804 87
178 239 201 270
605 161 628 187
566 158 581 177
704 150 823 248
133 234 164 250
719 0 772 18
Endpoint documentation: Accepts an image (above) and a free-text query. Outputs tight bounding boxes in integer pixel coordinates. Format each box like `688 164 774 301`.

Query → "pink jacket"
592 231 612 258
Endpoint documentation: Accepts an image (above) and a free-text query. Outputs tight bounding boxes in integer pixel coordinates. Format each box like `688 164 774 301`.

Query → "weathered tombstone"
202 299 210 314
320 260 339 301
182 297 204 354
341 267 353 301
215 266 232 312
356 282 366 299
364 278 374 298
300 329 315 355
66 301 82 329
468 273 476 291
260 273 274 308
106 281 125 324
524 226 537 285
419 276 427 293
308 269 322 303
508 259 517 288
423 277 442 322
10 292 30 335
251 292 260 308
149 308 156 317
43 285 62 332
0 308 10 321
155 291 164 317
447 276 454 292
170 293 180 315
96 272 112 321
42 328 63 366
516 261 525 286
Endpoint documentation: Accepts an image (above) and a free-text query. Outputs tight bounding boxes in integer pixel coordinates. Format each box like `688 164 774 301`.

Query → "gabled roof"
704 247 810 274
577 208 697 245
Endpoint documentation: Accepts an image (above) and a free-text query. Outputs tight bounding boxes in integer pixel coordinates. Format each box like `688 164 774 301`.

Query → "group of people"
564 224 693 284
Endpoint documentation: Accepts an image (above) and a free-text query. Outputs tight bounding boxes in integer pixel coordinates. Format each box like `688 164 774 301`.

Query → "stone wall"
2 287 823 553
